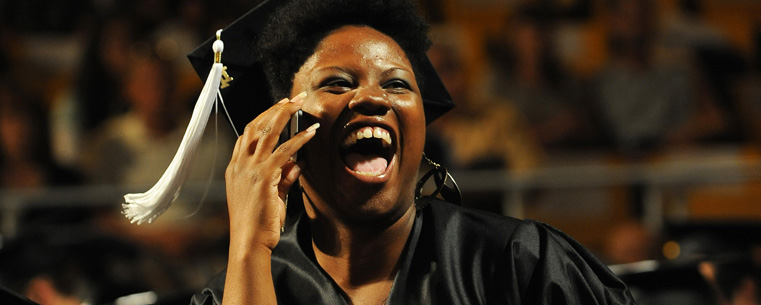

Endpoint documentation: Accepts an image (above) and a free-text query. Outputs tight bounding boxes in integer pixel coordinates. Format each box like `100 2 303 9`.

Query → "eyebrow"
311 65 412 80
313 66 353 74
380 67 413 78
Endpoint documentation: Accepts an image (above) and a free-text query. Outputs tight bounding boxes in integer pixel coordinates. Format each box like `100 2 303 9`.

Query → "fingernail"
277 97 289 104
290 91 307 103
306 122 320 133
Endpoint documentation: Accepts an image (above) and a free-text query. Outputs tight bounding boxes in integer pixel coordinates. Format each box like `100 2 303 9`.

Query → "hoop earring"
415 154 462 208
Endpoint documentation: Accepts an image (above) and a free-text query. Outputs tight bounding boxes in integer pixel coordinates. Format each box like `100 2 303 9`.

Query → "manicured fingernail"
277 97 289 104
306 122 320 133
290 91 307 103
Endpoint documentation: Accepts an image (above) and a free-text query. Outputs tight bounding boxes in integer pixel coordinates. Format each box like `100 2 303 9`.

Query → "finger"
278 161 301 201
268 122 320 168
251 92 307 162
236 93 301 161
234 97 288 162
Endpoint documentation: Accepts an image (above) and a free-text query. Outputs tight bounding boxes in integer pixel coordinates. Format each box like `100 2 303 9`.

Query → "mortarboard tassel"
122 30 227 224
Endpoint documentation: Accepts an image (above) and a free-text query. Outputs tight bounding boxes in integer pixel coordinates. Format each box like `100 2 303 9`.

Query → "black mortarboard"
187 0 454 135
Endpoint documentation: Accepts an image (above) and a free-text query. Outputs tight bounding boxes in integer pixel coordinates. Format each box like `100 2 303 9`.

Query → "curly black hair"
256 0 432 100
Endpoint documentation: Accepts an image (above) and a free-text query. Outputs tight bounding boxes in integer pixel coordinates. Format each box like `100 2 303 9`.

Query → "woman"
190 0 635 304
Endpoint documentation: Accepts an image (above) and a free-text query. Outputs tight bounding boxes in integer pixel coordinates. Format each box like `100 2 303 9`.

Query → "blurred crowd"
425 0 761 170
0 0 760 304
0 0 243 304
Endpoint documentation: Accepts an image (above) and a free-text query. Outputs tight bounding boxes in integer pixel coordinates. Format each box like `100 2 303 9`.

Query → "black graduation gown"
190 201 636 304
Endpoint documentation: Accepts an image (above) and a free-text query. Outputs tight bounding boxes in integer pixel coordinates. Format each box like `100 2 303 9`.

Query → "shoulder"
425 201 523 239
425 201 608 257
423 202 579 261
424 201 558 249
420 202 529 274
509 220 636 304
423 202 635 304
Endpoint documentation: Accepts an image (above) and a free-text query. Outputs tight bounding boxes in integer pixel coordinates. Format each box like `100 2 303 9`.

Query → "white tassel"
122 31 225 224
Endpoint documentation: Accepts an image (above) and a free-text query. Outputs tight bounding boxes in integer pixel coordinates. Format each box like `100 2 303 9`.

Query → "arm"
222 92 317 304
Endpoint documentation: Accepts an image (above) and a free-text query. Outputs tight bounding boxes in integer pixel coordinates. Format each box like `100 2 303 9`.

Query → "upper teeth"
342 126 392 148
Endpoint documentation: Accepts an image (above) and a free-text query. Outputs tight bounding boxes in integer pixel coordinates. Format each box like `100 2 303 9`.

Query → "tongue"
345 153 388 175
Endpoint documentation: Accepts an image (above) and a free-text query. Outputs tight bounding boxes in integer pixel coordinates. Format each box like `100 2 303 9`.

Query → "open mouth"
340 126 395 177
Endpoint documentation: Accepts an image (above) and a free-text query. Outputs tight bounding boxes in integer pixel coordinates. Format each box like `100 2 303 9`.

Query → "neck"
308 202 416 289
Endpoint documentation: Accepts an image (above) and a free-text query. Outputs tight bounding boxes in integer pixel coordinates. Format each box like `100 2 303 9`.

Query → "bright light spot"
663 240 681 260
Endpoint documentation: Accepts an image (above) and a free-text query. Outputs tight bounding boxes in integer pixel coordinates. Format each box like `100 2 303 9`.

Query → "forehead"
300 25 413 73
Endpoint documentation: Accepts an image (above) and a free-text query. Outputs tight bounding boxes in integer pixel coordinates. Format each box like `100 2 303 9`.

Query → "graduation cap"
187 0 455 135
122 0 455 224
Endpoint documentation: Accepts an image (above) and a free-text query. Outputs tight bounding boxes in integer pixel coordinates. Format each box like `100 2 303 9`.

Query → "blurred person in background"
592 0 733 156
0 78 80 189
603 219 657 265
0 229 190 305
661 0 747 144
75 12 139 136
0 75 91 235
427 23 544 172
482 4 600 151
700 253 761 305
79 53 229 187
675 224 761 305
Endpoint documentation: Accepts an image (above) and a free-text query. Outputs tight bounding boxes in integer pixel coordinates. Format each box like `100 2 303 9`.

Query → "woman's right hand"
224 92 318 253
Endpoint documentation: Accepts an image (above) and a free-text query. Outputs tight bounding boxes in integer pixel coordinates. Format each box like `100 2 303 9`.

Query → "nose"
348 86 390 116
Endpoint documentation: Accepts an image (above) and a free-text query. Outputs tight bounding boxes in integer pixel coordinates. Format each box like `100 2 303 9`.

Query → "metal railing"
2 145 760 238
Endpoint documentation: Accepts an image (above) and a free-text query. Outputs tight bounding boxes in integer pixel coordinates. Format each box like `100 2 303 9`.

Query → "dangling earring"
415 153 462 208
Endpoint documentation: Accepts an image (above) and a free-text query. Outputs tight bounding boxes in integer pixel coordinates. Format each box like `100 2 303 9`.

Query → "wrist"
228 240 275 262
228 223 281 250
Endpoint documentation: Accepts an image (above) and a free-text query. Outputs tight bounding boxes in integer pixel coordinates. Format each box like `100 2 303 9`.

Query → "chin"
344 179 419 225
303 175 414 228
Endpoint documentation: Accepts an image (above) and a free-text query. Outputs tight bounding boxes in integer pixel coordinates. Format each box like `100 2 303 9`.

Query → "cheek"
302 94 347 131
400 100 426 154
409 126 426 156
401 98 426 131
301 95 346 156
302 97 329 121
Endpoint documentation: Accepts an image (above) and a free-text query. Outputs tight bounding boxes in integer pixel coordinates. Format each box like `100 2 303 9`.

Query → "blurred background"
0 0 760 304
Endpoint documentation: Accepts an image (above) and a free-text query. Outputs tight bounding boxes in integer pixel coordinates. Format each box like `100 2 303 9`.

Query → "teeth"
342 126 392 148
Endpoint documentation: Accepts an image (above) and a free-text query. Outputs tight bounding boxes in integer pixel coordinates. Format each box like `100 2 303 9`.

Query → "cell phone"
278 110 304 217
281 109 304 161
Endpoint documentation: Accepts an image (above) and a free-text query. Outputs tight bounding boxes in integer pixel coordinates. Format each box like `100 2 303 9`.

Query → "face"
291 25 426 225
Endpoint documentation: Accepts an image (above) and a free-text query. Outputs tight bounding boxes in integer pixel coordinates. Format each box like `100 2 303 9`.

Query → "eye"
383 79 410 92
320 77 354 93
